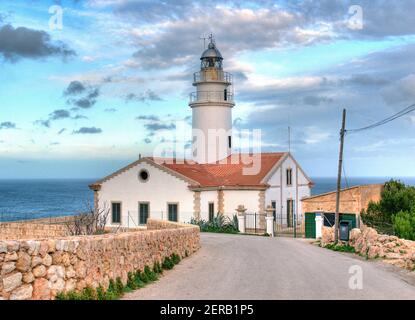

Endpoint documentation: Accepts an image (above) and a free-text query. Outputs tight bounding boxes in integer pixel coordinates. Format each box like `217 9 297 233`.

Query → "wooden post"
334 109 346 243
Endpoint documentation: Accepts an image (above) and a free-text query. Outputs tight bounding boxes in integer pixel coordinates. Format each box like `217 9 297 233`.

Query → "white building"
90 38 313 231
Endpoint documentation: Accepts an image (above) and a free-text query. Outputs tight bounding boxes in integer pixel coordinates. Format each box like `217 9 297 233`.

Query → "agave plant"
191 214 239 234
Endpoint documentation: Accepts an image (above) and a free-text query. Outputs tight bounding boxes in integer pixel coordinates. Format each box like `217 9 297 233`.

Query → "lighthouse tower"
190 36 234 164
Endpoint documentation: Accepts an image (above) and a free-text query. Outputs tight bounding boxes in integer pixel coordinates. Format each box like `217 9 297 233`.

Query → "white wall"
97 161 195 227
223 190 260 218
264 155 311 224
199 190 217 221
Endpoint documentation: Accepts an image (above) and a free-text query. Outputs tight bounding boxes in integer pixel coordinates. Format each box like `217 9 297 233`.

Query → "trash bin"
339 221 350 241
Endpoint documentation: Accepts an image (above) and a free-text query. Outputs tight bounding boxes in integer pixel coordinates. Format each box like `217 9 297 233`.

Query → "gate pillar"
315 212 323 239
236 205 246 233
265 205 275 237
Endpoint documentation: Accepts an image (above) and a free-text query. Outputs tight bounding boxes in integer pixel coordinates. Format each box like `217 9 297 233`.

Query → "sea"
0 177 414 222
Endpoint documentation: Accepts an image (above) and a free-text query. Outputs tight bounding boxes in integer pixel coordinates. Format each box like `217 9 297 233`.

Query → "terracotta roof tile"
150 153 287 187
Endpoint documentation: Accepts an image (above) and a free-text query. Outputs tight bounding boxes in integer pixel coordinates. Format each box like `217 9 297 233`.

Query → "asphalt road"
123 233 415 300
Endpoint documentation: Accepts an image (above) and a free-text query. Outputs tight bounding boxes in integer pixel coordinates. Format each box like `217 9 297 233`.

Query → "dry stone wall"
0 219 200 300
321 226 415 271
0 223 69 240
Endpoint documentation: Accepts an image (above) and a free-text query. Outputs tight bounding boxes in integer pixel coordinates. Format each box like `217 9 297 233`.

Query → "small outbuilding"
301 184 383 238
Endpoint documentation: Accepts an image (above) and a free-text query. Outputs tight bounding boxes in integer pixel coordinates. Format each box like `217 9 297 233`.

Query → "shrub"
133 270 145 288
96 285 106 300
393 209 415 240
127 272 137 290
324 243 355 253
171 253 181 265
106 279 119 299
190 214 239 234
81 286 97 300
144 265 158 282
361 179 415 235
138 270 149 283
115 277 124 295
153 261 163 274
162 256 174 270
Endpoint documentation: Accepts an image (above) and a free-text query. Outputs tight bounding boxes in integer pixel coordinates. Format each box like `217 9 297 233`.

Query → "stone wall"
321 226 415 271
0 219 200 300
0 223 69 240
302 184 383 214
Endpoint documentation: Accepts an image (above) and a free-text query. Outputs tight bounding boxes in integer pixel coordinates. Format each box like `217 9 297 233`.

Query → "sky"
0 0 415 179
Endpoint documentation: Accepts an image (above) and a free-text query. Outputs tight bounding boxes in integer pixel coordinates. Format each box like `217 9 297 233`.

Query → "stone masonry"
0 219 200 300
321 226 415 271
0 223 69 240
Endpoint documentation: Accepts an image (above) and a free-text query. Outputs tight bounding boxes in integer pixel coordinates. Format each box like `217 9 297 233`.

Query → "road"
123 233 415 300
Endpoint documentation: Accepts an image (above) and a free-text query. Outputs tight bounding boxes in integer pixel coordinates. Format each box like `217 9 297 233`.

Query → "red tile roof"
150 153 287 188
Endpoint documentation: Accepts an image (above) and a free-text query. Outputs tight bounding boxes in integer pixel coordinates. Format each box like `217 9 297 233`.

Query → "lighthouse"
190 36 234 164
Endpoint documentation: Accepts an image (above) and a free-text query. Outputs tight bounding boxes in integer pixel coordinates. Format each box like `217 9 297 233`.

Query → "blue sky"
1 0 415 179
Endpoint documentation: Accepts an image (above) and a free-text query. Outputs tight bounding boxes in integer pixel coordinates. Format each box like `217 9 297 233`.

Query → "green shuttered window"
168 203 178 222
112 202 121 224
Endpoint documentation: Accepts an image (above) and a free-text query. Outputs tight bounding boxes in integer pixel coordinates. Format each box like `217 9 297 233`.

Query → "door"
208 202 214 222
139 203 149 225
305 213 316 238
287 199 294 228
168 203 178 222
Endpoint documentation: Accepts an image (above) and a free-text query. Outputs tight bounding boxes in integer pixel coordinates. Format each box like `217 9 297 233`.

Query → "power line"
346 103 415 134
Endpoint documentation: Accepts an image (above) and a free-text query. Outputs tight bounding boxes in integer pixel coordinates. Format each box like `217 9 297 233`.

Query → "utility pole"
334 109 346 243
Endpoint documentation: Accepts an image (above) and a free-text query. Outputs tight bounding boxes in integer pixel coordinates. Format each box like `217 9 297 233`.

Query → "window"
168 203 178 222
224 89 228 101
208 203 215 222
112 202 121 224
228 136 232 149
139 202 149 225
286 168 292 186
138 169 149 182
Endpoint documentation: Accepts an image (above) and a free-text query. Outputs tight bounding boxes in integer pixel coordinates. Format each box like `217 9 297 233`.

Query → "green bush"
133 270 146 288
361 179 415 235
138 270 149 283
144 265 158 281
96 285 106 300
393 209 415 240
127 272 137 290
162 256 174 270
324 243 355 253
115 277 124 295
171 253 181 265
190 214 239 234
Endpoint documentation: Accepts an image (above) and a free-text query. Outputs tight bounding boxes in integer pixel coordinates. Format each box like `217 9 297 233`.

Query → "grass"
324 243 356 253
55 254 182 300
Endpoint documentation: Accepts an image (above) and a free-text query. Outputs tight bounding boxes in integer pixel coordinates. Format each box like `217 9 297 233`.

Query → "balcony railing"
189 91 234 104
193 70 233 83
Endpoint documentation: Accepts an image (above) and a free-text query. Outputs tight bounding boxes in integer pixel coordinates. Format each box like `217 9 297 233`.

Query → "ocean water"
0 179 94 222
311 177 415 196
0 177 414 222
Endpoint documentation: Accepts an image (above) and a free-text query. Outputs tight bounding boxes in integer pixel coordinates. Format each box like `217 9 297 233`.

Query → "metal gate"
273 212 303 237
245 212 266 234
